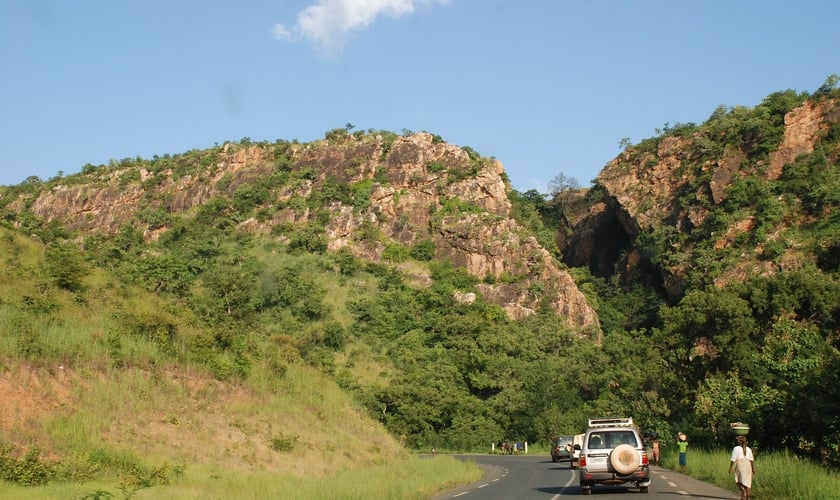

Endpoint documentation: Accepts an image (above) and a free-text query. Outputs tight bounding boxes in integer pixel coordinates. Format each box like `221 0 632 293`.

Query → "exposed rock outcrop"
16 132 599 329
562 97 839 298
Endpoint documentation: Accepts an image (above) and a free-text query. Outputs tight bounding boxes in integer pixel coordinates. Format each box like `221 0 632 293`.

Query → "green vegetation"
590 81 840 466
659 446 840 500
514 77 840 467
0 127 503 494
1 78 840 495
0 456 480 499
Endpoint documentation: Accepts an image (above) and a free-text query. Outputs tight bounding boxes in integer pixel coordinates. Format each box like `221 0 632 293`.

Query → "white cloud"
272 0 448 54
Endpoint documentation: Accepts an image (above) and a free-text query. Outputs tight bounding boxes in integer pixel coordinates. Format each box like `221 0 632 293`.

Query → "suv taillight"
641 451 649 466
579 454 586 467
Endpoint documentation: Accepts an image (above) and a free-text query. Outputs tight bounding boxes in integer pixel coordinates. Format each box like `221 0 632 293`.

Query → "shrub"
0 444 52 486
136 207 170 230
352 179 374 213
270 433 299 453
383 243 409 263
289 225 327 253
45 242 88 292
333 247 360 276
410 239 435 261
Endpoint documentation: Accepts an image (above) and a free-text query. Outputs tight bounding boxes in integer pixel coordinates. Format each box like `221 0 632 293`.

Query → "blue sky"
1 0 838 192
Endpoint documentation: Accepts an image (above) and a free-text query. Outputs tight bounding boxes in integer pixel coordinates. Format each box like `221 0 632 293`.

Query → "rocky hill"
3 92 838 332
3 131 597 329
562 94 840 300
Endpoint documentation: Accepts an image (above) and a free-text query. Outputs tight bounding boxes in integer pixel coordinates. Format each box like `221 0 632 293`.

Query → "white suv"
578 417 651 495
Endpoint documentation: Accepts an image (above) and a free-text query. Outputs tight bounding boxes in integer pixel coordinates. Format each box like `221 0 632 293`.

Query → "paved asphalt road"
431 454 739 499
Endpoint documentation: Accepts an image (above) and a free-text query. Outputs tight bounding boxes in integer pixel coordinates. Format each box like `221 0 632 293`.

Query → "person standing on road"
677 432 688 471
728 435 755 500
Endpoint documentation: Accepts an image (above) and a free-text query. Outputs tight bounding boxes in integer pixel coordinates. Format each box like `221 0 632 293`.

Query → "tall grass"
0 455 481 499
660 445 840 499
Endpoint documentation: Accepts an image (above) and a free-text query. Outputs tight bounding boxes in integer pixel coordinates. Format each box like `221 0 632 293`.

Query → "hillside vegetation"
1 78 839 497
554 76 840 462
0 222 484 497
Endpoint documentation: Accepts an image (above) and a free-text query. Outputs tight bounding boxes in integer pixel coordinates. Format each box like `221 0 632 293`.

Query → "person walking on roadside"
728 435 755 500
677 432 688 471
651 436 661 466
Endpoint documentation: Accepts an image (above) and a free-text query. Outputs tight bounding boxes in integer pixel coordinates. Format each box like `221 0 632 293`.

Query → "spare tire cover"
610 444 638 474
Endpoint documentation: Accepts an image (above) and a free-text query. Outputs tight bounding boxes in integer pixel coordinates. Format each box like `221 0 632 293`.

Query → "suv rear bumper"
580 467 650 486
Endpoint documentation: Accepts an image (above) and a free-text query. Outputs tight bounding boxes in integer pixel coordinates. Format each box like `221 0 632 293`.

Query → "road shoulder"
650 465 739 499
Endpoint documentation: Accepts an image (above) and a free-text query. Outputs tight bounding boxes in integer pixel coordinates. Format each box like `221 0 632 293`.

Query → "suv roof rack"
588 417 634 428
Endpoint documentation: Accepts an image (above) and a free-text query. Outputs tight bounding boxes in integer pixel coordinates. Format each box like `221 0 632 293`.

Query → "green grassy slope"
0 225 481 496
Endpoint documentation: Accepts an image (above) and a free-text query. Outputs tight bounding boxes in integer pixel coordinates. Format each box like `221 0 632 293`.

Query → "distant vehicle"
551 435 574 462
578 417 650 495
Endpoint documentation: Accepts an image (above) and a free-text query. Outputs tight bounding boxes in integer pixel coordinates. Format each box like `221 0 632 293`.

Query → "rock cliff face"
16 132 599 329
598 99 835 235
563 98 839 298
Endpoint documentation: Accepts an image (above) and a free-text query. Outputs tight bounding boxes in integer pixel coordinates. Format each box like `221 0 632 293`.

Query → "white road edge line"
554 468 577 499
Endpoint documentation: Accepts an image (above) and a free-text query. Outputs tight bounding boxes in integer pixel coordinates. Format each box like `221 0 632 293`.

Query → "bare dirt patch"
0 361 73 433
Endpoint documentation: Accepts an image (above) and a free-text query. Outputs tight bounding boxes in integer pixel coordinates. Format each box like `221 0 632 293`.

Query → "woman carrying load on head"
677 432 688 471
728 435 755 500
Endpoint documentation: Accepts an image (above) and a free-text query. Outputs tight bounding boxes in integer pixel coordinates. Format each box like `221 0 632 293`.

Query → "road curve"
431 454 739 499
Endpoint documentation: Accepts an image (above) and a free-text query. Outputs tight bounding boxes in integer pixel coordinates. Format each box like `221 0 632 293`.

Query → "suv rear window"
586 430 638 449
